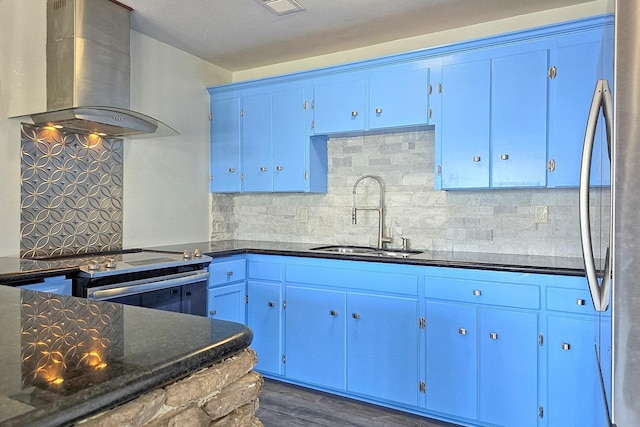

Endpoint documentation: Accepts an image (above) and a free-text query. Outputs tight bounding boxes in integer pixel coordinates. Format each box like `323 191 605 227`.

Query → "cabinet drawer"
248 260 282 281
210 259 246 286
546 287 605 315
425 277 540 309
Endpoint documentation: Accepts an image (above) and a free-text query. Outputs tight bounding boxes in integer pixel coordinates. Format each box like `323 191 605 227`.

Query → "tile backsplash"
211 129 609 258
20 124 123 258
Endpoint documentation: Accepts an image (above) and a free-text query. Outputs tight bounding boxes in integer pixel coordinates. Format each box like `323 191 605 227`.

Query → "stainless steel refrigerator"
581 1 640 425
611 1 640 425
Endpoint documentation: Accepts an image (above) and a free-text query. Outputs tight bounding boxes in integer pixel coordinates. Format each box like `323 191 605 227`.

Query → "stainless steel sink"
310 245 422 258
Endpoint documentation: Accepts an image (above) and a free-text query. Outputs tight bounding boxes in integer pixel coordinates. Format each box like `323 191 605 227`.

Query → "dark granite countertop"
0 257 81 285
145 239 588 276
0 286 252 427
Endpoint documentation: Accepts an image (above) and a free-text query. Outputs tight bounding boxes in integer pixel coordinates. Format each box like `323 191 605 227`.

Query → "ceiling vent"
256 0 305 15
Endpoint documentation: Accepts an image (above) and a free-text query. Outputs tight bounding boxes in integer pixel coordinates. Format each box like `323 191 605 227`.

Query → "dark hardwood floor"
256 379 461 427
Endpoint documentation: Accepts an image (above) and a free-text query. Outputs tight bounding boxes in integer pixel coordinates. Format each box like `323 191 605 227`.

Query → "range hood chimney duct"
29 0 178 138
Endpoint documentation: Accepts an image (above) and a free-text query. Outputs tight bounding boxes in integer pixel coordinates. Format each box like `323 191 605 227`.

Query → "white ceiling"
121 0 595 71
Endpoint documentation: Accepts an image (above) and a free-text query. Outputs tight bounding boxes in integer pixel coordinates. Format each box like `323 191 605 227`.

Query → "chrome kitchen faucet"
352 175 391 250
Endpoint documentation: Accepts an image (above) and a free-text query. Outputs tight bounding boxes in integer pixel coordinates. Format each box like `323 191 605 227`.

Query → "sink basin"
310 245 422 258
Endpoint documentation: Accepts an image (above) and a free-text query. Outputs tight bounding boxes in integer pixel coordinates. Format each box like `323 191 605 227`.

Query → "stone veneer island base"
79 348 263 427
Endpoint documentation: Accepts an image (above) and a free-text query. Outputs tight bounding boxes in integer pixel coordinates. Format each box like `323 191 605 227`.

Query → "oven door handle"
87 270 210 300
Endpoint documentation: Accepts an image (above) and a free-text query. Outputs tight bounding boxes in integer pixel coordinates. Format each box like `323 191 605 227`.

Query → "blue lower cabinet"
479 308 539 427
207 282 245 323
425 301 478 420
18 275 72 295
247 280 283 375
284 285 347 390
546 315 610 427
347 292 420 406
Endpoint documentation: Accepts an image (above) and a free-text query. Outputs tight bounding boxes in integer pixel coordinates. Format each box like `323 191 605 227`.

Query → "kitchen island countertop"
0 286 252 427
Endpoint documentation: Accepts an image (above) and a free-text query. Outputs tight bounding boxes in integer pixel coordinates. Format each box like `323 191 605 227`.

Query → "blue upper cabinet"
368 62 430 130
209 82 327 194
312 72 366 134
491 48 548 188
438 42 550 190
547 26 613 188
241 93 273 192
210 96 241 192
439 58 491 189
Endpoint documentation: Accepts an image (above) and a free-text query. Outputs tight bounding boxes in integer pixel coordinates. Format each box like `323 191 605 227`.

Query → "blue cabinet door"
247 280 283 375
479 308 538 427
346 292 420 407
369 64 429 130
284 285 346 390
491 49 548 188
272 86 307 192
425 301 477 420
207 282 246 323
547 315 610 427
241 93 273 192
313 75 365 134
548 28 612 188
210 97 241 192
18 276 72 296
439 58 491 189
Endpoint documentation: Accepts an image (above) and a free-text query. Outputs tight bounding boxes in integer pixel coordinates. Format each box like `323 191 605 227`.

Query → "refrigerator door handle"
579 79 612 312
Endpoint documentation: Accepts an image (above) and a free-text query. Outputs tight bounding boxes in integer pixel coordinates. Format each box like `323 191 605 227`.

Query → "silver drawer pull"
473 289 482 297
352 313 360 319
330 310 338 316
562 343 571 351
500 154 509 160
351 111 358 117
228 168 235 173
473 156 481 162
226 271 233 276
268 301 275 308
260 167 267 172
375 108 382 114
276 165 283 171
576 299 586 306
209 310 217 316
489 332 498 340
459 328 467 336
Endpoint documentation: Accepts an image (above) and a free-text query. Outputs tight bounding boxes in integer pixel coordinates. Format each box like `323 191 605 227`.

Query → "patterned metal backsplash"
20 124 124 258
20 291 124 393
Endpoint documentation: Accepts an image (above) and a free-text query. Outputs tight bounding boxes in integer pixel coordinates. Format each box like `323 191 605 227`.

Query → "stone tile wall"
211 129 610 258
79 348 263 427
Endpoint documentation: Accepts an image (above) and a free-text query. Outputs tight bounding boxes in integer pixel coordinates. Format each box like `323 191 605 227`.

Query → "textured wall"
212 129 610 258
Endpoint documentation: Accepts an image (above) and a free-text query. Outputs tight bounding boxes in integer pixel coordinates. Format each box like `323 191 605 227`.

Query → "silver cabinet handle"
473 156 481 162
352 313 360 319
276 166 283 171
330 310 338 316
260 167 267 172
489 332 498 340
459 328 467 336
268 301 275 307
351 111 358 117
500 154 509 160
562 343 571 350
226 271 233 276
576 299 586 306
473 289 482 297
375 108 382 114
209 310 217 316
228 168 235 173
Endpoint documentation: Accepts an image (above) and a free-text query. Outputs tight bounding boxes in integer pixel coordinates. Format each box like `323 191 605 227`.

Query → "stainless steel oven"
73 250 212 316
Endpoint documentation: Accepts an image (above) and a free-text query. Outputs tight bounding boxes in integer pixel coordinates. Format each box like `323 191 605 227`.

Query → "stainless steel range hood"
29 0 178 138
